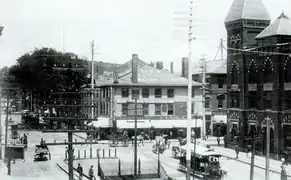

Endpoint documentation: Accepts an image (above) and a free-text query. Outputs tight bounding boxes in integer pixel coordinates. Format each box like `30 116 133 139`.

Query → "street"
0 114 289 180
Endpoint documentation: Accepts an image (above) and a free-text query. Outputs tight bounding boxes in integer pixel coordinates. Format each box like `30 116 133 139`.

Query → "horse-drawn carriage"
108 131 129 147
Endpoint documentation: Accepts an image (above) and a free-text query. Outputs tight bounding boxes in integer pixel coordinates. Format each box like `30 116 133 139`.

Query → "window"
205 97 210 108
285 91 291 110
132 89 140 99
218 79 224 88
121 88 129 97
230 92 240 108
142 88 149 98
191 103 194 114
155 104 161 115
248 91 259 109
155 88 162 98
122 104 128 115
167 89 175 98
143 104 149 115
162 104 167 113
168 104 174 115
192 89 195 98
217 94 225 108
263 92 272 109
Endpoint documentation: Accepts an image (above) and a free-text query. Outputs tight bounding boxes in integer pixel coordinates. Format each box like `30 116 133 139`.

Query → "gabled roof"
192 60 226 75
256 12 291 39
225 0 270 24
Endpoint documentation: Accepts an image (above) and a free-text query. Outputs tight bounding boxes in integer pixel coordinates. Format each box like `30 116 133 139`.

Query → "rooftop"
225 0 270 24
255 12 291 39
192 60 227 75
85 58 201 88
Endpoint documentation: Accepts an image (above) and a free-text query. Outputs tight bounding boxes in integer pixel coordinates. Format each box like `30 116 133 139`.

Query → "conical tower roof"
256 12 291 39
225 0 270 24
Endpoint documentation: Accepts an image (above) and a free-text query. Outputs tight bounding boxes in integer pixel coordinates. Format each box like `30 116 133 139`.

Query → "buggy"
33 144 51 162
108 131 129 147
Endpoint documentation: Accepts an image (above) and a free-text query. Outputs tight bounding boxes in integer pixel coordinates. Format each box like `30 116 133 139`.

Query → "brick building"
81 54 204 138
192 60 227 137
225 0 291 156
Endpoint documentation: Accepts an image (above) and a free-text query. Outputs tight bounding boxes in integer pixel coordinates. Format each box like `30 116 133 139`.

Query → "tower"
225 0 270 146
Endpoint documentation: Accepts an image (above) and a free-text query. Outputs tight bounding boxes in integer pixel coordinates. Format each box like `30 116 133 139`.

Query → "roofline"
192 72 226 75
82 83 202 88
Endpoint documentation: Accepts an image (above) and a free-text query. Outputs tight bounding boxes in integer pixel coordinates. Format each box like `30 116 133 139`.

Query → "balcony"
248 84 257 91
284 82 291 90
263 83 273 91
230 84 239 91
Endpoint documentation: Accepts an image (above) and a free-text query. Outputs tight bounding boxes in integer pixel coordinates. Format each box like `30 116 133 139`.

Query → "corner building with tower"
225 0 291 157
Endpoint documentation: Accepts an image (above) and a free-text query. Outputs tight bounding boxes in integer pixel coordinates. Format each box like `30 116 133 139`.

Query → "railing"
284 82 291 90
263 83 273 91
248 84 257 91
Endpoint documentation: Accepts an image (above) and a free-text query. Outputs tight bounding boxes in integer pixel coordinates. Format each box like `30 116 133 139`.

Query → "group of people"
76 164 95 180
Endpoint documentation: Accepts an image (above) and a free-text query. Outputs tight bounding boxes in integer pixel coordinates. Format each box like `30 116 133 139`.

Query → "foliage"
8 47 90 104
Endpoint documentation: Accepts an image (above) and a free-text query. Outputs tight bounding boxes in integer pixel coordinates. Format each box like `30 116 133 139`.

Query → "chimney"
181 57 189 78
132 54 138 83
113 66 119 84
170 62 174 73
156 61 163 70
149 61 155 67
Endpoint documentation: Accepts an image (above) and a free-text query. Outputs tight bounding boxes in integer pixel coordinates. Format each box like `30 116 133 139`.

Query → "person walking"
217 137 220 146
138 132 144 146
246 144 252 158
88 165 95 180
77 163 83 180
223 135 227 148
235 145 239 159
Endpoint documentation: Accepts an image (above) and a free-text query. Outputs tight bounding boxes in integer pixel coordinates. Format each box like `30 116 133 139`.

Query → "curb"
222 155 291 178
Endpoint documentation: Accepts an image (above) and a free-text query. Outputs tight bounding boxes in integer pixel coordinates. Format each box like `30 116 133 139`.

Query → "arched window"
262 57 275 83
248 60 258 83
230 62 239 84
284 56 291 82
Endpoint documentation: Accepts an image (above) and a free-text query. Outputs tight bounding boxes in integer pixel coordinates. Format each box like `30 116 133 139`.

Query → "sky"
0 0 291 73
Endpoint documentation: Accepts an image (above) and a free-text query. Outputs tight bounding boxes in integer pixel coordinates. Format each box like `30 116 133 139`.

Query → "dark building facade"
193 60 227 137
225 0 291 156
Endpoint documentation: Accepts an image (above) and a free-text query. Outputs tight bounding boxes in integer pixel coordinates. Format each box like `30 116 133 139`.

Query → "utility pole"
265 117 270 180
186 0 195 179
0 88 2 159
220 38 224 60
249 133 256 180
91 40 95 120
200 57 206 138
133 93 138 176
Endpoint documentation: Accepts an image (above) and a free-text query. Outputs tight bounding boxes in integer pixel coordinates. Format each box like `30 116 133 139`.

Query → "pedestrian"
235 145 239 159
138 132 144 146
217 137 220 146
207 129 211 139
223 135 227 148
88 165 95 180
77 163 83 180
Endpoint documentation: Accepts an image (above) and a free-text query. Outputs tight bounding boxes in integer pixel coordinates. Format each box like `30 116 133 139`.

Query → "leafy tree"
8 47 90 110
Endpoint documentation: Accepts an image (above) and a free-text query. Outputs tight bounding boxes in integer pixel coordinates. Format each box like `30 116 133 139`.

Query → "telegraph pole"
220 38 224 60
249 133 256 180
265 117 270 180
186 0 195 179
200 57 206 138
134 93 138 176
91 40 95 120
0 88 2 159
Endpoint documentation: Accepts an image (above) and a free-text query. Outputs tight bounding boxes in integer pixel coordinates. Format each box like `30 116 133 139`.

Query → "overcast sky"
0 0 290 72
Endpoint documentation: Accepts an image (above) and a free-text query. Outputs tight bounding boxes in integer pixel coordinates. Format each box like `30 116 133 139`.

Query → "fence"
65 148 118 160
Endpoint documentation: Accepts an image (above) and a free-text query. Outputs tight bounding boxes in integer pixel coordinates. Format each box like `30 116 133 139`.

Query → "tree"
8 47 89 110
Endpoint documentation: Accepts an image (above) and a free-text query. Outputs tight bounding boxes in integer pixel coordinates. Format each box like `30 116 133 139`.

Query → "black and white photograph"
0 0 291 179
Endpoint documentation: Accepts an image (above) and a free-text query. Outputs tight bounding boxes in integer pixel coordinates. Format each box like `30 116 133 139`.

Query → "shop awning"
88 117 111 128
213 115 227 124
117 120 151 129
